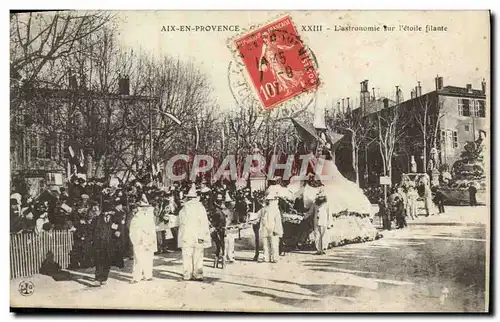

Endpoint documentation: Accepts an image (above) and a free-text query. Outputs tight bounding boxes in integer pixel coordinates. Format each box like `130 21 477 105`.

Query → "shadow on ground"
296 223 487 312
52 219 486 312
242 290 323 307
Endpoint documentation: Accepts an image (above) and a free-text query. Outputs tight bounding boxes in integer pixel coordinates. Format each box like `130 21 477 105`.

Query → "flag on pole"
67 161 71 182
79 149 85 167
68 146 75 159
164 112 181 125
195 125 200 150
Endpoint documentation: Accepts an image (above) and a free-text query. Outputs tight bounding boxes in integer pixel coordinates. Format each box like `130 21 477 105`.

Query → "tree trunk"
422 107 428 172
433 118 441 149
379 145 387 177
379 144 388 208
422 132 427 173
354 146 360 186
351 133 358 185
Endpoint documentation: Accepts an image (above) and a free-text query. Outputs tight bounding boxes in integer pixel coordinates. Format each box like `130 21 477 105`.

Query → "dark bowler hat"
101 200 113 213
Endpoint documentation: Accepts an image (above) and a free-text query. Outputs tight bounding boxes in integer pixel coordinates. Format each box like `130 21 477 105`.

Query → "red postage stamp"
232 15 320 110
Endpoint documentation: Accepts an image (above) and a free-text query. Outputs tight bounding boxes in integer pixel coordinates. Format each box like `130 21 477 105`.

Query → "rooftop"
438 85 486 99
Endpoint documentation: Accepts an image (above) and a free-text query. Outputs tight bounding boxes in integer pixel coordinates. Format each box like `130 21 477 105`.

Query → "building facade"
349 76 488 187
10 77 156 196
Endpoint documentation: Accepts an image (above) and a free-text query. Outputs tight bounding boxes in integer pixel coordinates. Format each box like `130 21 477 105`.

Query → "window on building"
47 134 60 160
458 99 471 117
44 137 52 159
29 133 37 159
442 129 459 150
453 131 458 148
464 125 470 132
471 100 477 118
447 131 453 149
26 132 57 160
58 134 65 160
477 100 486 118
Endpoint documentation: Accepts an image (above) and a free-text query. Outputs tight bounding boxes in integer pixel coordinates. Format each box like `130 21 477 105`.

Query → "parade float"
439 131 487 205
273 119 383 251
151 116 384 251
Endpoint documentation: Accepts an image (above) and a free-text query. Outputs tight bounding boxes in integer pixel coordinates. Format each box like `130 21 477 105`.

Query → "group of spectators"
375 177 447 231
9 173 272 265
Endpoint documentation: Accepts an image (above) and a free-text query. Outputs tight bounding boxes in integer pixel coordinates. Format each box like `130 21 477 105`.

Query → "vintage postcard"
9 10 490 312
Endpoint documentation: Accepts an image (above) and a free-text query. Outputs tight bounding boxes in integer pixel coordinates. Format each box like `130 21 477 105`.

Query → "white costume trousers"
132 247 154 281
182 247 204 279
315 226 329 252
224 235 235 261
262 236 280 262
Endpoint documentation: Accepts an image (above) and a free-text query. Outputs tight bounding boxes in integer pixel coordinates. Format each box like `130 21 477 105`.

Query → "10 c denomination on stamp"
230 15 320 111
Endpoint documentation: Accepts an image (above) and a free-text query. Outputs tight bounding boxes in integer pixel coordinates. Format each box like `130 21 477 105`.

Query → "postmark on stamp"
228 15 320 111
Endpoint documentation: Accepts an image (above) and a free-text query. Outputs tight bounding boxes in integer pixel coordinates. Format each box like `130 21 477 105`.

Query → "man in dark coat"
10 198 23 233
111 199 127 268
378 197 391 231
469 183 478 207
209 194 226 261
390 193 407 229
91 201 124 286
70 209 94 269
434 188 446 214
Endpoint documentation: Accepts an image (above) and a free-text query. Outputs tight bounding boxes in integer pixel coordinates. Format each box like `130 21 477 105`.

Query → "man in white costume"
306 188 330 255
178 184 211 281
222 193 237 263
258 189 283 263
129 199 157 283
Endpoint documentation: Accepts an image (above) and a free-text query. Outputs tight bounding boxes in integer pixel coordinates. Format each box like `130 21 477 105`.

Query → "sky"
114 10 490 112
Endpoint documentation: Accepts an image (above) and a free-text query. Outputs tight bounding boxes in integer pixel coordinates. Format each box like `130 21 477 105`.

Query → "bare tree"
10 11 112 85
373 103 408 181
10 11 225 184
125 54 221 178
411 95 445 172
327 99 374 185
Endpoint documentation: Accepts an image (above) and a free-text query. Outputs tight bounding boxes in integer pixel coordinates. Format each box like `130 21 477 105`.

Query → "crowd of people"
9 172 293 284
10 168 475 285
374 175 448 231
